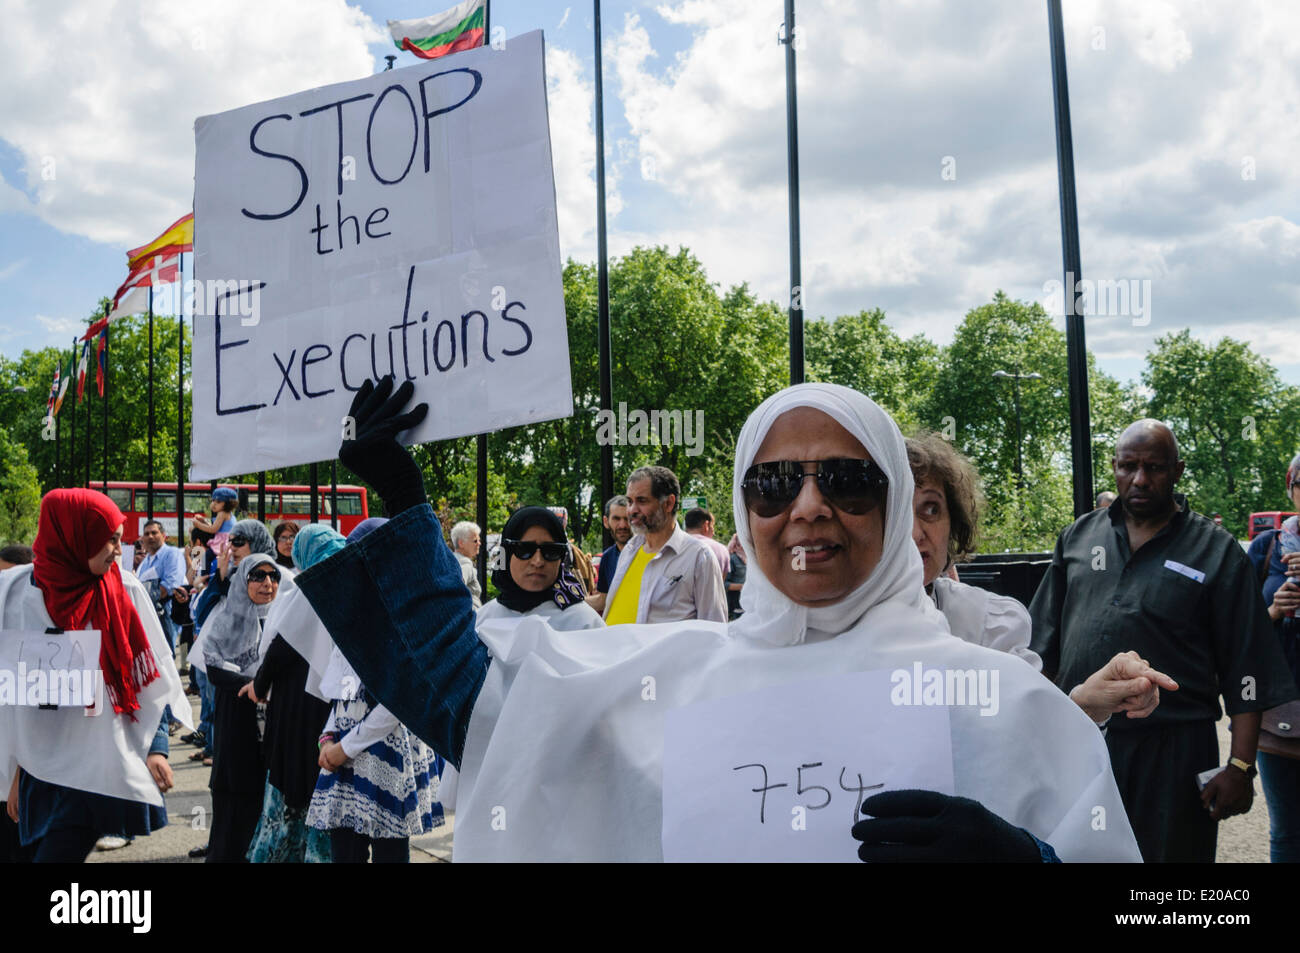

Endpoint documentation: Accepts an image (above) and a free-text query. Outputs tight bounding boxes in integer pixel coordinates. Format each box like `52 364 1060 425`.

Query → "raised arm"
296 376 489 768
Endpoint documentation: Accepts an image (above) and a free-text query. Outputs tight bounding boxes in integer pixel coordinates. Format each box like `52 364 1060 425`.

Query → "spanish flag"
126 212 193 272
389 1 485 60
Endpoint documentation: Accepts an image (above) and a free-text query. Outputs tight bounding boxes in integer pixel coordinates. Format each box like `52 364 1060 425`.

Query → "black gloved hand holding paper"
851 789 1045 863
338 376 429 517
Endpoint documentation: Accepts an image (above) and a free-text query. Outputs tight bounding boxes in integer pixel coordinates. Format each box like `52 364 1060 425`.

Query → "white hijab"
731 382 944 646
202 554 277 676
450 384 1140 861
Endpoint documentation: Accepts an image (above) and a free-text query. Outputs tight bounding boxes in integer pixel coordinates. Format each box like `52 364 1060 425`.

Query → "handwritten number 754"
735 763 883 824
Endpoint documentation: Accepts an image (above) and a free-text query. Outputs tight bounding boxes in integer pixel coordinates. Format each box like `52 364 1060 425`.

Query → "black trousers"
30 826 99 864
330 828 409 864
206 792 262 863
1106 720 1220 863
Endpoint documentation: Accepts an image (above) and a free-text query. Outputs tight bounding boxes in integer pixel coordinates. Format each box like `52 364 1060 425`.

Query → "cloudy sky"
1 0 1297 390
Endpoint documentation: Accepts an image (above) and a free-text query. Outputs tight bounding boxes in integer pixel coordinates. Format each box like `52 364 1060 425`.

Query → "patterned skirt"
247 780 332 863
307 696 446 839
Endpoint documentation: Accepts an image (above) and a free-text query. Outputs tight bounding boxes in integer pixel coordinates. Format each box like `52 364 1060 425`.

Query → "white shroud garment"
449 383 1141 862
0 564 192 806
260 585 332 701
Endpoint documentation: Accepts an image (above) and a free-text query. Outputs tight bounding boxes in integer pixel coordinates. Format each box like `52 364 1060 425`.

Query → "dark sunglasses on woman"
229 534 251 547
741 458 889 518
504 539 568 562
247 569 281 583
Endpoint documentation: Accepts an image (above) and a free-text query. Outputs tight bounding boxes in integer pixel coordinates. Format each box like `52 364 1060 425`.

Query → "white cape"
0 565 193 806
456 603 1140 862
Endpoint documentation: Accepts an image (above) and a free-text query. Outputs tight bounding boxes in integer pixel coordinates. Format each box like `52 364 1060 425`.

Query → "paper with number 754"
662 670 954 862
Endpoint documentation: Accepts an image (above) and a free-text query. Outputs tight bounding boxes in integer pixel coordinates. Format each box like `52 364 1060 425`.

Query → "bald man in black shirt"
1031 420 1298 862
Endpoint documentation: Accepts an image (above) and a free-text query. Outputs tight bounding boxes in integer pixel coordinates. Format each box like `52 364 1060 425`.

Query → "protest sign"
0 629 103 711
661 670 955 862
191 30 570 478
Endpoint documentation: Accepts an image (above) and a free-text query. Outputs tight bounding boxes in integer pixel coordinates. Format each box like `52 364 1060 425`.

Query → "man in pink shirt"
684 508 731 581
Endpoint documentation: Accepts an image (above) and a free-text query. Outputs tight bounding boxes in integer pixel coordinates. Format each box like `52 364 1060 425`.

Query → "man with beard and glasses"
586 495 632 615
602 466 726 625
1030 419 1299 863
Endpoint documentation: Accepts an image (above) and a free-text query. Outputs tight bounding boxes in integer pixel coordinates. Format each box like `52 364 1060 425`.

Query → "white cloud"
0 0 385 247
607 0 1300 375
35 313 84 337
546 44 622 262
0 258 28 281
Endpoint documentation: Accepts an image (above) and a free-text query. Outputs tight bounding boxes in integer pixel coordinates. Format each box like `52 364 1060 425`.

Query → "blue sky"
2 0 1298 394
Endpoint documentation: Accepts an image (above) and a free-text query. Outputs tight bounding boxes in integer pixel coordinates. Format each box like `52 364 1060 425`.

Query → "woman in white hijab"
295 376 1142 862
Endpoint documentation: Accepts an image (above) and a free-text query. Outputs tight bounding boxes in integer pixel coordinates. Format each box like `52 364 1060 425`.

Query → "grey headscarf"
203 553 279 676
230 519 275 558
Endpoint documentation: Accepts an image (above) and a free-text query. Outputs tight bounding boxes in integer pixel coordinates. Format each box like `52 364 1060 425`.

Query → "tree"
1142 330 1300 533
0 426 41 544
805 308 940 431
921 291 1133 550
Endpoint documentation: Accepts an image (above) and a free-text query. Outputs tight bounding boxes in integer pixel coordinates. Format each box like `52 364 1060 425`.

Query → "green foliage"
6 260 1296 554
0 426 42 545
1142 330 1300 535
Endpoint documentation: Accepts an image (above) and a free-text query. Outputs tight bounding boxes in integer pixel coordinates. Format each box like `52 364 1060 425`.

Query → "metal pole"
781 0 804 385
84 345 91 489
258 471 266 522
101 320 109 492
53 356 61 489
310 462 319 523
595 0 614 549
476 435 488 585
68 338 76 489
177 254 186 536
1013 371 1024 490
147 293 155 520
1047 0 1094 519
330 461 338 530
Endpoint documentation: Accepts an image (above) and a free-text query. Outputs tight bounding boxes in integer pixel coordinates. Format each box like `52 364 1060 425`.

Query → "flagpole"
1046 0 1093 518
781 0 804 385
68 337 77 489
310 462 319 524
258 471 266 522
147 286 155 520
594 0 614 548
330 461 338 530
178 251 186 540
84 336 92 489
53 362 61 489
474 0 492 582
102 319 110 492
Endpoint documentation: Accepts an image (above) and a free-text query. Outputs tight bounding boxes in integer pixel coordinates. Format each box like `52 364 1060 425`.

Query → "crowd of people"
1 374 1298 863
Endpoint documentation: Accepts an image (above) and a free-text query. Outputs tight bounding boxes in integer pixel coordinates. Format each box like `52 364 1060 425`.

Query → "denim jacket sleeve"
148 713 170 758
295 504 489 768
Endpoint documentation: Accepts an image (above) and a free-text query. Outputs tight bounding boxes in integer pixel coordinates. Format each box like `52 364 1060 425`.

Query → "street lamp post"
992 367 1043 491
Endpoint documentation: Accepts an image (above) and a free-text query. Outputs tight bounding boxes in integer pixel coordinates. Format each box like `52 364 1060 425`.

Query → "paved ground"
84 686 1272 863
85 690 453 863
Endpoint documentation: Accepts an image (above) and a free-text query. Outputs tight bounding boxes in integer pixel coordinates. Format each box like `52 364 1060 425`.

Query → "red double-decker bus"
1249 511 1298 540
88 481 369 544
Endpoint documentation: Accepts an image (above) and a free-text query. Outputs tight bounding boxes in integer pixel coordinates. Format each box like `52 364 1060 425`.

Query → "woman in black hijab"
478 507 604 631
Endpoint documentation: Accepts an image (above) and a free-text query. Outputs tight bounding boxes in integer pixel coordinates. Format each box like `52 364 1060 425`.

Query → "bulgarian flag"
389 1 485 60
127 212 193 272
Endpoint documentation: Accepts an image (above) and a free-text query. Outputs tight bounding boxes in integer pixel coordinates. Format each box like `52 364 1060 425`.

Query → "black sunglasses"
742 459 889 518
504 539 568 562
247 569 281 583
229 534 251 547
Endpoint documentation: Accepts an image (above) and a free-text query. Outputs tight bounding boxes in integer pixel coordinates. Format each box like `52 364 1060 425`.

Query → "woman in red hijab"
0 489 189 862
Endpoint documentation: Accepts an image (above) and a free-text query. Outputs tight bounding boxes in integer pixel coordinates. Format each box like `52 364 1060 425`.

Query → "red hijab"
31 489 160 716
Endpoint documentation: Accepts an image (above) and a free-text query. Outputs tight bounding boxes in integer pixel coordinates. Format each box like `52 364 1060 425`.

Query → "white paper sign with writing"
0 629 103 712
191 30 571 479
662 670 954 862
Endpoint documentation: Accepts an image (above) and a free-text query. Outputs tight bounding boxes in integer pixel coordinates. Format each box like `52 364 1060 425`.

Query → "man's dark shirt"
1029 495 1297 725
597 543 621 594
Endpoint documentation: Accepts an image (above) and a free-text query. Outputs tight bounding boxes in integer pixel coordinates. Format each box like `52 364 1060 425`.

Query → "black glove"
338 376 430 517
851 789 1044 863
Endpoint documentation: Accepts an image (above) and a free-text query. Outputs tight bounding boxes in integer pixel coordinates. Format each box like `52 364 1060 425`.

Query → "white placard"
191 30 571 479
662 670 955 862
0 629 103 713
